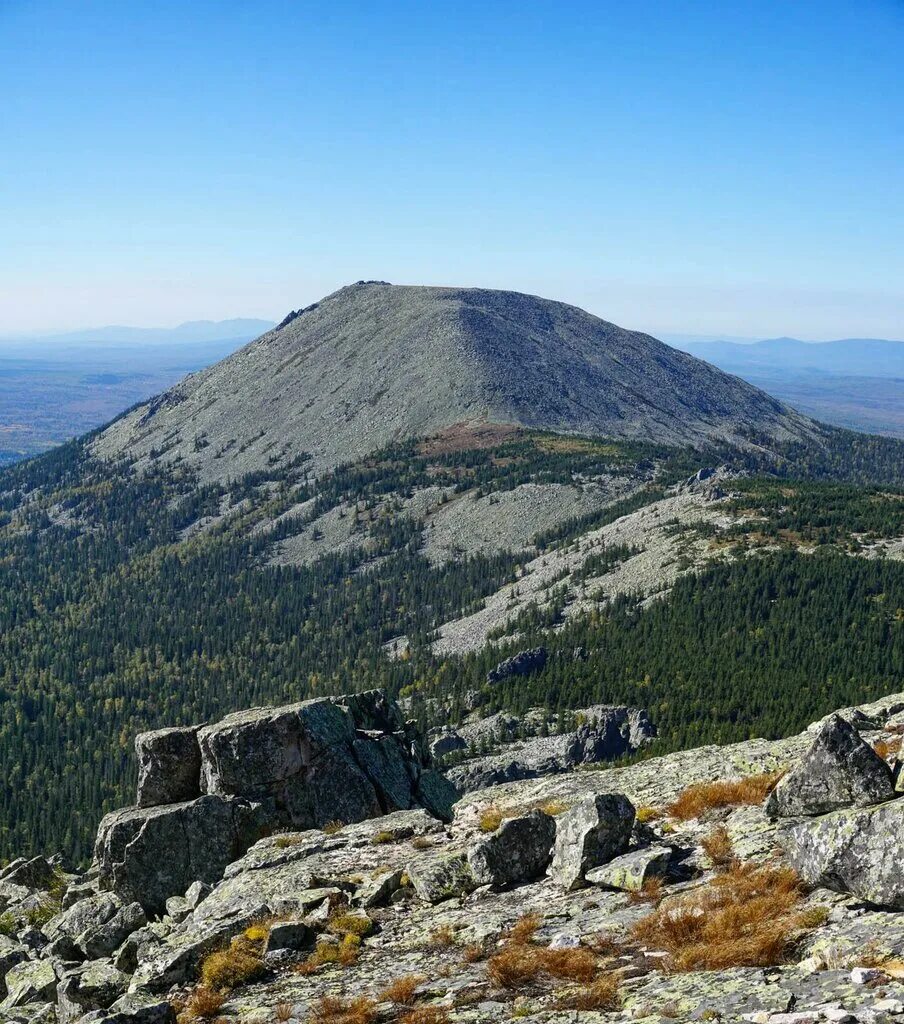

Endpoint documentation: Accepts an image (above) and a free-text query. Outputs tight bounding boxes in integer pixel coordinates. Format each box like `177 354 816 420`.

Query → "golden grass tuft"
628 875 665 905
631 861 817 971
487 944 597 989
370 830 395 845
535 799 569 816
635 806 661 823
295 936 360 974
426 924 458 949
307 995 376 1024
275 1003 294 1023
379 974 424 1005
321 820 345 835
478 806 503 832
554 973 621 1011
177 986 225 1023
410 836 434 851
666 771 783 821
199 941 264 991
328 911 374 938
398 1008 450 1024
505 913 541 945
700 825 736 868
461 942 486 964
874 737 903 759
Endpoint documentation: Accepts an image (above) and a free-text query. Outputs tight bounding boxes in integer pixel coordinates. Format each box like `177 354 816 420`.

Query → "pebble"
853 967 885 985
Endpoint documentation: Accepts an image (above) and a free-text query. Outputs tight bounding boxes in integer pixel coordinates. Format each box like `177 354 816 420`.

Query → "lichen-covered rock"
585 844 672 891
467 810 556 888
406 850 476 903
786 799 904 907
415 769 458 821
487 647 548 684
84 990 176 1023
94 795 262 914
135 727 201 808
45 892 122 943
0 857 58 891
0 935 28 996
79 901 147 959
549 792 635 891
57 960 129 1024
0 959 59 1009
767 714 895 817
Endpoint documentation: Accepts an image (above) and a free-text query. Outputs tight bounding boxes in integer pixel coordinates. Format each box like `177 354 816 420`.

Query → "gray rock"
549 793 636 891
135 726 201 808
767 715 895 817
0 857 58 891
94 795 261 914
786 799 904 907
447 706 655 793
57 961 129 1024
45 892 121 942
79 901 147 960
406 850 477 903
487 647 548 685
466 810 556 888
585 845 672 891
415 769 458 822
1 959 59 1009
89 990 176 1023
263 920 312 955
0 935 28 996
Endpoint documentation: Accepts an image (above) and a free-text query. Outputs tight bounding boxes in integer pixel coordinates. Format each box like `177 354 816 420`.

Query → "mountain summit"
94 281 815 481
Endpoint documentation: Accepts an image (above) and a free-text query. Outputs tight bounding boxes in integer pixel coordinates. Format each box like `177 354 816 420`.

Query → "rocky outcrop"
446 706 655 792
95 691 457 913
486 647 548 685
549 793 636 891
466 810 556 888
135 728 201 808
767 714 895 817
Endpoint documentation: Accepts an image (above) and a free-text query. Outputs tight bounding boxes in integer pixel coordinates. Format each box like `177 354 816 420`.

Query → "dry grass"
635 806 661 823
874 737 903 759
275 1003 294 1022
666 771 783 821
199 941 264 991
700 825 736 868
296 936 360 974
426 925 458 949
487 945 597 988
307 995 376 1024
379 974 424 1005
631 861 816 971
628 876 665 905
410 836 434 851
554 974 621 1011
328 911 373 938
370 830 396 845
321 820 345 835
461 942 486 964
177 987 226 1023
398 1009 450 1024
534 799 569 816
505 914 541 945
478 806 503 832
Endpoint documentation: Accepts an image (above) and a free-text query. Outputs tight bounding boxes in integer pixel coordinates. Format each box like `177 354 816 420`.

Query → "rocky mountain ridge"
92 282 818 483
6 691 904 1023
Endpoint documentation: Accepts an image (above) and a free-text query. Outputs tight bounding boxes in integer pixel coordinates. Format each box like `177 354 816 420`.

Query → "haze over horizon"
2 1 902 343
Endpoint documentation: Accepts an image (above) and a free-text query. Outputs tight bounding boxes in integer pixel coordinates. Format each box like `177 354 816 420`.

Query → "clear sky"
1 0 902 339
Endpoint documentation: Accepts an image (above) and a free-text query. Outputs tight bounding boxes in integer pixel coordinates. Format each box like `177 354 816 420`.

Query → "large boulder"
0 959 59 1009
786 798 904 907
135 727 201 808
487 647 548 684
467 810 556 888
57 961 129 1024
0 935 28 996
94 795 262 915
585 845 672 892
549 793 635 891
766 714 895 817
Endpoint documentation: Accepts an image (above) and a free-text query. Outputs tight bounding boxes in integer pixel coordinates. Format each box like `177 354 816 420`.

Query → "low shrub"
555 973 621 1010
478 806 503 832
700 825 736 868
379 974 423 1005
199 940 265 991
177 986 225 1022
307 995 376 1024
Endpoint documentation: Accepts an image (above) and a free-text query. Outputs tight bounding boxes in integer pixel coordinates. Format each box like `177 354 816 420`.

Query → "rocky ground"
5 692 904 1023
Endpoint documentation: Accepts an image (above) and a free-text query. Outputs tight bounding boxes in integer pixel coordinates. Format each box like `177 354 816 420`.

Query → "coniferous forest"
0 424 902 862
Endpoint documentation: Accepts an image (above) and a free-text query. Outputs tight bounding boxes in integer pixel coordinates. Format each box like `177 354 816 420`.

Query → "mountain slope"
93 282 816 482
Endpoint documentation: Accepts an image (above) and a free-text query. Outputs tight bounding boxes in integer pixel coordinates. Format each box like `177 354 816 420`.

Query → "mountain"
93 282 816 482
672 336 904 438
0 318 276 349
678 336 904 377
0 282 903 866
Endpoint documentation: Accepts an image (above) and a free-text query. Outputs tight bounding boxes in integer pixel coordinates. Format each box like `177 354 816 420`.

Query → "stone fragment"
406 850 476 903
466 810 556 888
79 901 147 959
767 714 894 817
787 800 904 907
0 935 28 996
0 959 59 1008
57 961 129 1024
94 795 261 914
45 892 121 942
549 793 635 891
135 727 201 808
0 857 58 890
89 990 176 1022
415 769 458 822
585 845 672 891
263 920 312 956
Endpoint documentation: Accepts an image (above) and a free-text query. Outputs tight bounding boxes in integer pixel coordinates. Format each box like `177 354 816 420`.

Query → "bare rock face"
549 793 636 891
787 799 904 907
135 727 201 808
466 810 557 888
94 691 456 913
766 714 895 817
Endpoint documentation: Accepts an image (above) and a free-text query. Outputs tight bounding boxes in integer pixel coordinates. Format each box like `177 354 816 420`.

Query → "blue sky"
1 0 901 339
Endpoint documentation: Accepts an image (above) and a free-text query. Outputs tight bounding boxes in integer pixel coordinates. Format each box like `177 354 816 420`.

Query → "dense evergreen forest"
0 424 902 863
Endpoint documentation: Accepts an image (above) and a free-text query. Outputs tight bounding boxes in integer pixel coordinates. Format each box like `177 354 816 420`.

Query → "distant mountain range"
666 336 904 437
